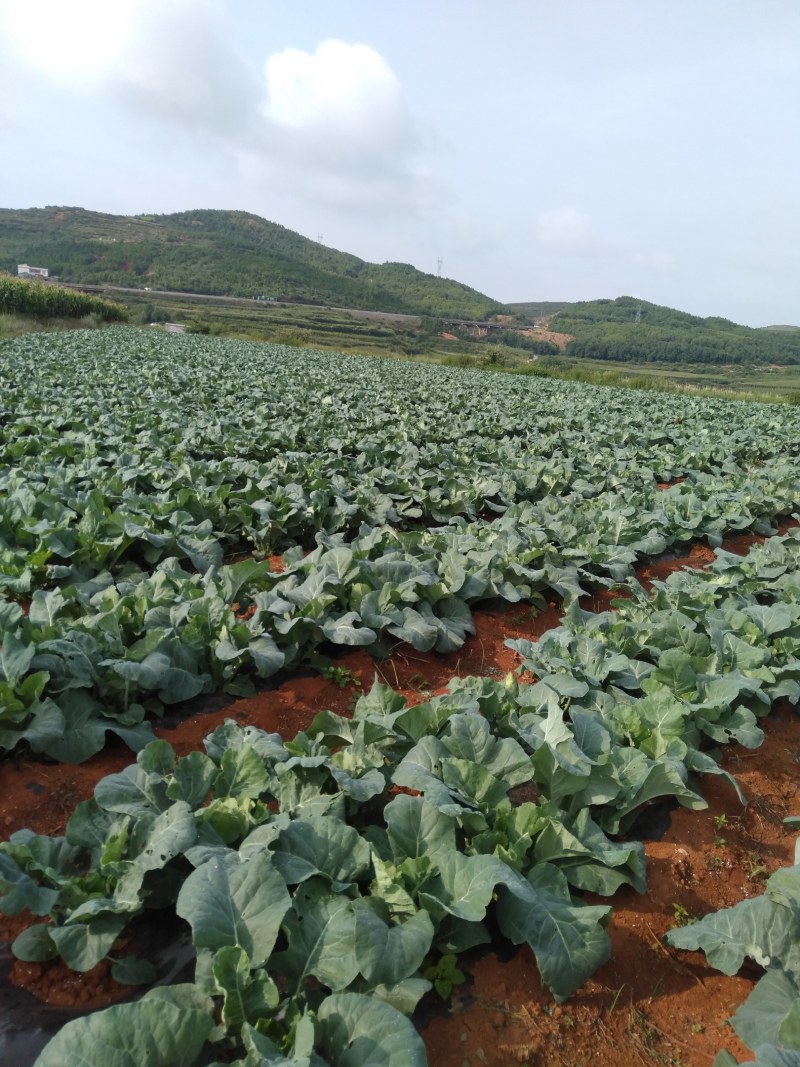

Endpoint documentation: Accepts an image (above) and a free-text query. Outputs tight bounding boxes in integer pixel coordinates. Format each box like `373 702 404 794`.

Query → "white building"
17 264 49 279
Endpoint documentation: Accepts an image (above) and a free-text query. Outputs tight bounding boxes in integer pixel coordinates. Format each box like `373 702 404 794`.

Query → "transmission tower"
437 257 443 277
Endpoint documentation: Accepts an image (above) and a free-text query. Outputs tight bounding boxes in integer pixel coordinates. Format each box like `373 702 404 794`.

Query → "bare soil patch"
520 327 574 352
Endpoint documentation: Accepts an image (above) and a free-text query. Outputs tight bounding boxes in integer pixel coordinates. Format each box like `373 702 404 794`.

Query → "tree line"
552 297 800 366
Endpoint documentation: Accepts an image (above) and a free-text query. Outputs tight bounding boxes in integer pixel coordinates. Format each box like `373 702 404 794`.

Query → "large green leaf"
0 854 61 916
532 806 647 895
214 745 272 799
211 944 280 1030
270 816 372 890
17 693 155 763
666 894 799 976
111 800 196 905
729 970 800 1052
176 851 291 966
600 748 706 834
384 795 457 865
353 904 434 986
33 988 215 1067
273 882 360 993
315 992 427 1067
441 712 533 786
391 736 469 816
167 750 218 807
49 912 129 972
419 852 511 923
496 862 612 1002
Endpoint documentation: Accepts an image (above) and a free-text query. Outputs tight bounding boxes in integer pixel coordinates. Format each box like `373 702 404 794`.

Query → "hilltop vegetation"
0 206 501 320
504 300 574 319
551 296 800 365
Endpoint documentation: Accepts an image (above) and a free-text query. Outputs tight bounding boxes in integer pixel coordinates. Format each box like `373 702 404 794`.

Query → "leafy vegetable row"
3 329 799 592
508 525 800 796
2 328 799 763
2 528 799 1065
2 471 798 762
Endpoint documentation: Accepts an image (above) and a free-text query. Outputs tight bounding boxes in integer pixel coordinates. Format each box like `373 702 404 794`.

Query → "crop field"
1 326 799 1066
119 288 429 356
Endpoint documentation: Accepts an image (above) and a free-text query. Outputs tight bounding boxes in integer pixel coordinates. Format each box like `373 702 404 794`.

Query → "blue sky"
1 0 798 325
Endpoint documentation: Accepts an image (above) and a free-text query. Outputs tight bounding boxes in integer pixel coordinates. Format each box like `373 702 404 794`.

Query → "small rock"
671 847 695 885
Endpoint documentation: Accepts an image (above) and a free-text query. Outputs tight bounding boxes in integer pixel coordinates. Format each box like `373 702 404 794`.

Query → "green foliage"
0 276 126 321
0 324 799 1062
274 326 311 347
423 953 466 998
667 840 800 1064
33 987 217 1067
556 296 706 330
505 300 575 319
0 329 799 760
494 329 560 356
481 343 507 366
320 664 362 689
0 206 500 319
550 296 800 366
671 902 696 927
8 507 800 1060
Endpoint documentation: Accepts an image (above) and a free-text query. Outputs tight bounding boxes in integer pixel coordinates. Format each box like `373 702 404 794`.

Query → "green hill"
6 207 795 364
549 296 800 366
0 206 503 320
504 300 574 320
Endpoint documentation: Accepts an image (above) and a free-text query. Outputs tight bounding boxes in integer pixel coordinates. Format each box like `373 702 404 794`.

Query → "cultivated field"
1 328 799 1065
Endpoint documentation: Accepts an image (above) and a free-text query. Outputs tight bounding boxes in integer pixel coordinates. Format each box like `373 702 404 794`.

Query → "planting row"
2 528 799 1065
3 330 799 761
2 329 799 590
1 465 798 761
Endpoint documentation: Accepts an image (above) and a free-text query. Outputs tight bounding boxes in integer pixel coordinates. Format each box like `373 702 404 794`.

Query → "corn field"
0 276 127 321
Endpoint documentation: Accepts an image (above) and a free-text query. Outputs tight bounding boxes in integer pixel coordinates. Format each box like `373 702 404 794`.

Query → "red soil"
520 327 574 352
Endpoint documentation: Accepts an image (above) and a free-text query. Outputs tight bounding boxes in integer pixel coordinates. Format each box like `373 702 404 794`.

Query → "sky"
0 0 798 326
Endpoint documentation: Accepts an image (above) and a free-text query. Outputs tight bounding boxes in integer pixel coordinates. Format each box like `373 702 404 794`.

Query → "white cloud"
0 3 438 218
265 40 409 140
0 0 135 86
0 0 255 137
259 39 432 215
110 1 260 141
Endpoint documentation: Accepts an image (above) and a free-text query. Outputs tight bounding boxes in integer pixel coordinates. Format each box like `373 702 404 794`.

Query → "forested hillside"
505 300 574 319
551 296 800 365
6 206 798 365
0 207 502 319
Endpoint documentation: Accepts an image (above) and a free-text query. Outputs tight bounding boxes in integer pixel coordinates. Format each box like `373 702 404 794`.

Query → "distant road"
57 280 422 326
